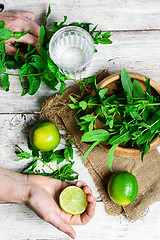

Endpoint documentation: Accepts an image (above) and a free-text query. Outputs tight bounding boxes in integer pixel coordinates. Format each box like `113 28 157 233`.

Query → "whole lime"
107 171 138 206
29 122 60 152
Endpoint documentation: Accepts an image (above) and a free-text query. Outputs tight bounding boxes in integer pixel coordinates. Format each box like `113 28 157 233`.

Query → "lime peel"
107 171 138 207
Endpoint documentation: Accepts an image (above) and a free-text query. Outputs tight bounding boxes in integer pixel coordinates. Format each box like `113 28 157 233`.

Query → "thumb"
47 213 76 239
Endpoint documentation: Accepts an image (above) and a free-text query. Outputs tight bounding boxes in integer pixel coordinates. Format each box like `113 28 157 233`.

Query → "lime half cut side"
59 186 88 215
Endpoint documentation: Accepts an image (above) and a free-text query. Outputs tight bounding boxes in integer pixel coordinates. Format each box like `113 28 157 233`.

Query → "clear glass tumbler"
49 26 95 78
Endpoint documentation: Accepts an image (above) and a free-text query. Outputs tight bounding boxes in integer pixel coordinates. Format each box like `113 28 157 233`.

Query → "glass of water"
49 26 95 78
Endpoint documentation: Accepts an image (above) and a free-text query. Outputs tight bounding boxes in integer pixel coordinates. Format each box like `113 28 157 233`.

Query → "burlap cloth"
40 70 160 221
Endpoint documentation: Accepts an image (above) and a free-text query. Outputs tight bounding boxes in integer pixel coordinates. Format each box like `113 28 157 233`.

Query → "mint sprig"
14 140 78 181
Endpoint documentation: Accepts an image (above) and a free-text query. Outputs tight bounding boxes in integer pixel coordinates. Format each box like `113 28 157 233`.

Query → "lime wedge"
59 186 88 215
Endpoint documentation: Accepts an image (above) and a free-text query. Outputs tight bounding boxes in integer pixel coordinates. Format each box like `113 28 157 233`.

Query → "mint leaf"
82 141 100 163
0 41 5 63
39 25 45 45
80 114 95 122
0 20 5 28
59 82 66 95
48 58 58 73
107 144 119 170
69 95 79 104
108 129 131 145
1 74 10 91
121 68 133 104
44 4 51 27
15 29 31 39
81 129 110 142
132 79 145 98
0 28 14 40
79 101 87 110
99 88 108 99
27 76 41 95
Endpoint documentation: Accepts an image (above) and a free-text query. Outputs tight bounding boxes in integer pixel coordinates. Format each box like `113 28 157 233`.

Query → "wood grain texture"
0 31 160 113
0 201 160 240
0 0 160 239
3 0 160 31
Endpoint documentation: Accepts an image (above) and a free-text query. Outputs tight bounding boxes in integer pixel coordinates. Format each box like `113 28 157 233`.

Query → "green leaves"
108 129 131 145
14 140 78 181
1 74 10 91
51 16 112 49
27 76 41 95
0 28 14 40
81 129 110 163
0 20 5 28
15 29 31 39
81 129 110 142
69 67 160 169
93 31 112 45
39 25 45 45
44 4 51 27
133 79 145 98
82 141 100 164
107 144 119 170
121 68 133 104
48 58 58 73
99 88 108 99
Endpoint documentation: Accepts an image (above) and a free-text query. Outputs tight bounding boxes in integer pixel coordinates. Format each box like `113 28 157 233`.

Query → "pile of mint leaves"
0 5 112 95
68 68 160 169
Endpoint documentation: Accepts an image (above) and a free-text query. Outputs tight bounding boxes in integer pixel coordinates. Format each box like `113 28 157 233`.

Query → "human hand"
0 11 40 54
26 175 96 239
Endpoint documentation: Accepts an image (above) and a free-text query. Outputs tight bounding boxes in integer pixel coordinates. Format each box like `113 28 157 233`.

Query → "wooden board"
0 31 160 113
1 0 160 239
4 0 160 31
0 202 160 240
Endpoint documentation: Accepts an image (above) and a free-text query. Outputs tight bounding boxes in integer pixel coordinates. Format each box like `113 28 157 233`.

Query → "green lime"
108 171 138 206
59 186 88 215
29 121 60 152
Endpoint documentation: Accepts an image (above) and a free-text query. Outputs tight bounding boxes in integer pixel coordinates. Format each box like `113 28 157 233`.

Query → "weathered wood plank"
0 30 160 113
0 113 160 195
0 201 160 240
4 0 160 31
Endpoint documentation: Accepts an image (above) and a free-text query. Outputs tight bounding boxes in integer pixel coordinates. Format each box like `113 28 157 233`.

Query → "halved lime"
59 186 88 215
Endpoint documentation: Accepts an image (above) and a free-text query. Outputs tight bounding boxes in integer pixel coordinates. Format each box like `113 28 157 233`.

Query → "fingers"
5 44 17 54
10 20 40 37
5 12 40 37
5 33 39 48
17 33 39 48
80 194 96 225
76 180 93 194
48 213 76 239
75 180 96 225
5 44 25 61
16 11 36 21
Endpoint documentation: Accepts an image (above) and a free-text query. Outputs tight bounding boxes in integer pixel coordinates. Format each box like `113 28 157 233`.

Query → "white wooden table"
1 0 160 239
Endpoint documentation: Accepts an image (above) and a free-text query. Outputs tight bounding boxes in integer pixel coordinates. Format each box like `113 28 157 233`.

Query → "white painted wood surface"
0 0 160 239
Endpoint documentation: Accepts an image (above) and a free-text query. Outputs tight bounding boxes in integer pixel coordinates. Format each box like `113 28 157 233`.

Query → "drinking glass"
49 26 95 78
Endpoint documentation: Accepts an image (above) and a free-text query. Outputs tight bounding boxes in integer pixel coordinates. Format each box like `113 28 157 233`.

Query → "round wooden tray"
94 72 160 157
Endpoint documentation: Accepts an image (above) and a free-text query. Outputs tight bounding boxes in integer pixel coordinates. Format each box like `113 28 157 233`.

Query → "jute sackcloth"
40 70 160 221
